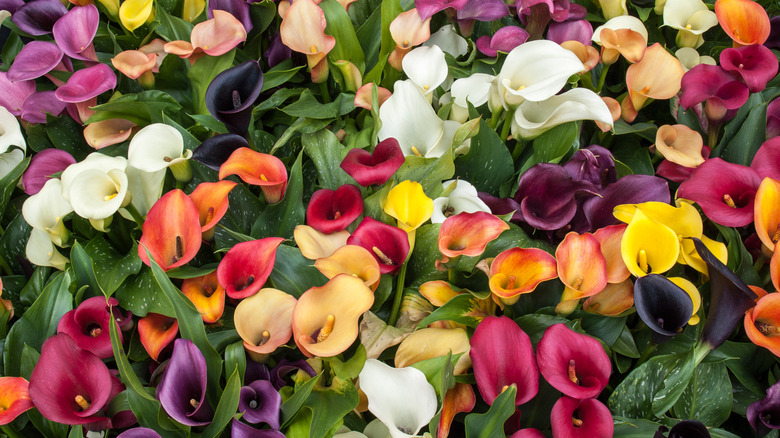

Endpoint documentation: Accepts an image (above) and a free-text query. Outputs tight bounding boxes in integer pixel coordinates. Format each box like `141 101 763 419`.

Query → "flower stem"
500 109 515 142
597 64 610 93
489 108 503 130
387 261 408 327
320 81 331 104
123 203 145 227
2 425 24 438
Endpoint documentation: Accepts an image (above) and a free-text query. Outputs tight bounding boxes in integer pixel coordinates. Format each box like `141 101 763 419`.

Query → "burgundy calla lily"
680 64 750 126
21 90 67 124
7 41 63 82
656 146 711 183
550 396 614 438
633 274 694 343
751 137 780 180
470 316 539 406
340 138 406 187
52 4 99 62
768 98 780 139
57 296 121 359
306 184 364 234
205 60 264 137
54 64 117 104
582 174 670 230
264 33 292 69
217 237 284 299
22 148 75 195
748 380 780 436
720 44 779 93
238 380 281 427
536 323 610 399
476 26 530 57
192 133 248 171
678 158 761 227
346 217 410 275
231 419 286 438
11 0 68 36
157 339 214 426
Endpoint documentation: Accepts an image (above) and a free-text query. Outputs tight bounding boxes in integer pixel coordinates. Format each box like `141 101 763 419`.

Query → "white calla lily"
511 88 614 139
0 148 24 179
675 47 716 71
0 106 26 154
69 168 130 221
663 0 717 47
61 153 128 202
22 178 73 247
450 73 495 122
431 179 491 223
359 359 437 438
379 80 446 158
496 40 584 109
592 15 649 44
423 25 468 58
123 165 165 218
402 45 448 100
26 228 69 270
127 123 193 176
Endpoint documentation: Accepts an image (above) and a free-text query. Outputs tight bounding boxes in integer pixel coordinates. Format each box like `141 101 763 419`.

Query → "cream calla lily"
60 153 128 203
0 106 26 154
450 73 494 122
378 80 448 158
26 228 69 270
511 88 614 139
663 0 718 48
69 168 130 221
675 47 716 71
0 149 24 179
423 24 468 58
22 179 73 247
431 179 491 224
402 45 448 101
127 123 192 175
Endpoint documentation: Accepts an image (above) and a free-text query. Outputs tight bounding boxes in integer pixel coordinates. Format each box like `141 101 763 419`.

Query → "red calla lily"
340 138 406 187
346 217 410 275
217 237 284 299
550 396 614 438
306 184 364 234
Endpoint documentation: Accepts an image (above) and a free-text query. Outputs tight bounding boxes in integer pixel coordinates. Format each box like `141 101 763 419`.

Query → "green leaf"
84 238 143 296
251 152 305 239
19 344 40 380
165 263 217 279
224 341 247 384
532 121 578 164
612 120 658 141
418 294 488 328
464 385 517 438
611 324 640 358
114 267 176 317
45 115 92 159
393 144 456 196
152 7 194 41
189 114 228 134
454 119 514 193
514 313 571 344
613 417 664 438
188 50 237 115
304 375 359 438
672 361 731 427
281 373 320 428
0 156 29 216
281 89 355 119
86 90 183 125
410 352 459 401
303 129 354 190
262 63 306 92
713 91 776 165
201 367 242 438
268 245 329 298
407 223 447 285
321 0 366 72
611 138 654 175
717 341 775 395
714 224 761 285
325 344 367 381
69 241 101 298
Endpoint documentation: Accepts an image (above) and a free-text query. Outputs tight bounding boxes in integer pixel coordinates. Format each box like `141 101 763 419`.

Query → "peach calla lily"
191 10 247 56
745 292 780 357
234 288 297 356
592 16 648 64
138 189 202 271
593 224 630 284
0 377 34 425
294 225 350 259
715 0 770 46
654 124 706 168
419 280 461 307
181 272 225 324
388 8 431 69
620 208 680 277
137 313 179 361
315 245 381 289
583 279 634 316
555 232 608 315
394 327 471 375
111 49 156 79
279 0 336 82
219 147 288 204
438 383 476 438
83 119 136 150
488 247 558 303
189 180 236 240
293 274 374 357
438 211 509 260
624 43 685 120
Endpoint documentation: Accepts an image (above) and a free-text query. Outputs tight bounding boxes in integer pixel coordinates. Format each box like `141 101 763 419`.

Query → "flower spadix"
220 148 288 204
620 209 679 277
235 288 297 356
292 274 374 357
217 237 284 299
138 189 202 271
488 247 558 301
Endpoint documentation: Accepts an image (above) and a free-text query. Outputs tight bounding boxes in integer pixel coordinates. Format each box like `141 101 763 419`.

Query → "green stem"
502 304 515 319
2 425 25 438
500 109 515 142
596 64 610 93
707 123 720 148
489 108 503 130
123 203 145 227
512 138 529 161
636 342 658 366
320 81 331 104
387 262 408 327
580 71 595 91
754 252 768 272
693 341 713 366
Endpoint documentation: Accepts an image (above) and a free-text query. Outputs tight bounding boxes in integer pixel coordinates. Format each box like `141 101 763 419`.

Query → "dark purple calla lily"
547 19 593 45
634 274 693 343
264 33 292 69
239 380 281 427
678 158 761 227
563 145 616 189
22 148 75 195
346 217 410 275
680 64 749 126
550 396 613 438
21 90 67 124
209 0 252 32
205 60 264 137
117 428 162 438
0 0 23 14
231 419 286 438
656 146 711 183
720 44 779 93
767 98 780 139
306 184 364 234
655 420 711 438
54 63 117 104
536 323 610 399
475 26 530 57
28 334 114 426
340 137 405 187
693 238 758 350
11 0 67 36
0 72 35 115
748 380 780 436
768 16 780 50
7 41 63 81
582 174 670 230
751 137 780 180
470 316 539 406
193 133 248 171
57 296 121 359
478 192 522 222
52 4 99 62
270 359 316 390
416 0 469 20
156 339 214 426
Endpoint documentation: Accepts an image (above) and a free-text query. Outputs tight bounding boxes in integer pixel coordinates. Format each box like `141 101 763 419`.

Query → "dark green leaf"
281 90 355 119
454 119 514 193
114 267 175 317
86 90 183 125
268 245 328 298
201 367 242 438
672 362 731 427
281 373 320 428
0 156 28 216
224 341 247 384
325 344 367 381
262 64 306 92
321 0 366 72
302 129 354 190
532 121 578 164
417 294 488 328
410 352 459 401
464 385 516 438
152 7 194 41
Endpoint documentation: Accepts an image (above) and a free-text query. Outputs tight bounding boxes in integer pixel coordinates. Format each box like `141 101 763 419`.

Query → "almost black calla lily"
634 274 693 343
748 380 780 436
192 133 248 171
654 420 711 438
693 238 757 350
156 339 214 426
238 380 281 427
205 60 263 137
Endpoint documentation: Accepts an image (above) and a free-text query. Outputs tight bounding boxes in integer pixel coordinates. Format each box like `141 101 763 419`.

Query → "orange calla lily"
625 43 685 121
754 177 780 253
583 279 634 316
438 211 509 260
593 224 630 284
189 180 237 240
419 280 460 307
0 377 33 425
555 232 608 314
235 288 297 356
191 10 247 56
279 0 336 82
219 147 288 204
745 292 780 356
715 0 770 46
488 247 558 302
314 245 381 289
181 272 225 323
561 40 600 73
292 274 374 357
394 327 471 375
599 28 647 64
438 383 476 438
138 189 202 271
137 313 179 361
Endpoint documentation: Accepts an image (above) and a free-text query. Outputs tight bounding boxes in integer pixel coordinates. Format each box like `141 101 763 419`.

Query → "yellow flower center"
316 314 336 343
75 395 90 411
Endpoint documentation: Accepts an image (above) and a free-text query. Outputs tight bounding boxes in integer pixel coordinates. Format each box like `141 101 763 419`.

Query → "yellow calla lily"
383 180 434 233
394 327 471 375
182 0 205 22
680 234 728 275
621 209 680 277
669 277 702 325
119 0 154 32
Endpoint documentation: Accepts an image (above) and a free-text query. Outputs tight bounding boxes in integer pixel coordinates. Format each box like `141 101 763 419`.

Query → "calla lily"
438 211 508 260
354 83 392 110
753 177 780 252
347 217 410 274
663 0 718 47
548 19 594 46
583 279 634 316
157 339 214 426
657 145 711 182
359 359 437 438
416 0 468 20
675 47 717 71
69 167 130 227
715 0 770 46
748 380 780 436
752 137 780 180
592 15 648 64
634 274 693 342
0 72 35 116
193 133 248 171
294 225 350 259
561 41 601 73
592 224 629 283
551 397 614 437
624 43 685 119
438 383 476 438
231 419 286 437
189 180 236 238
21 91 67 124
83 119 136 150
0 106 25 153
7 41 63 81
219 148 288 204
402 45 448 100
205 60 264 136
52 5 99 59
11 0 67 35
57 296 121 359
239 379 281 427
424 24 469 57
679 234 728 276
767 98 780 138
394 327 471 375
668 277 702 325
292 274 374 357
117 428 162 438
384 180 434 233
340 137 405 187
449 73 495 122
0 377 34 425
235 288 297 356
388 8 431 69
138 189 202 271
537 323 611 399
182 0 205 21
119 0 153 31
419 280 461 307
22 149 75 196
315 245 381 289
279 0 335 81
55 64 117 120
307 184 364 234
679 64 750 126
721 44 779 93
614 201 703 240
208 0 251 32
620 209 679 277
26 228 69 270
431 179 492 224
475 26 529 57
191 9 247 56
217 237 284 299
111 50 157 79
137 313 179 361
555 232 608 314
489 247 558 301
654 124 705 168
511 88 614 139
128 123 192 180
22 178 73 247
181 272 225 323
470 316 539 406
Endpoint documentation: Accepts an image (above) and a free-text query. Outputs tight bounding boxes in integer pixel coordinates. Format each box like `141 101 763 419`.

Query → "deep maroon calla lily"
470 316 539 406
536 323 610 399
634 274 693 343
0 72 35 116
7 41 63 82
11 0 68 36
306 184 364 234
680 64 750 125
693 238 758 350
751 137 780 180
582 174 670 230
720 44 779 93
518 0 572 22
563 145 616 189
57 296 121 359
28 334 114 426
208 0 252 32
157 339 214 426
656 146 711 183
231 419 286 438
476 26 530 57
678 158 761 227
769 16 780 50
192 133 248 171
21 90 67 124
55 64 117 104
550 396 614 438
217 237 284 299
52 4 99 61
340 138 405 187
748 380 780 436
205 60 263 137
238 380 281 427
346 217 410 275
416 0 469 20
478 192 523 222
22 148 75 195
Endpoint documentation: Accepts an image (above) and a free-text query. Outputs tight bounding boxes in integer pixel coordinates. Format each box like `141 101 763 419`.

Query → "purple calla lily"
476 26 530 57
52 4 99 62
748 380 780 436
208 0 252 32
238 380 281 427
21 90 67 124
562 145 616 189
633 274 694 343
416 0 469 20
582 174 670 230
54 63 117 104
231 419 286 438
7 41 63 82
547 19 593 45
767 16 780 50
156 339 214 426
22 148 75 195
269 359 316 390
0 72 35 116
205 60 263 137
11 0 68 36
57 296 122 359
456 0 509 22
264 33 292 69
117 428 162 438
655 420 712 438
0 0 23 14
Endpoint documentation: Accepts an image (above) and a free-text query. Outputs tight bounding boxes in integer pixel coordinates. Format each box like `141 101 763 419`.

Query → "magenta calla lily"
22 148 75 195
54 64 117 104
346 217 410 274
416 0 468 20
720 44 779 93
157 339 214 426
680 64 750 125
52 4 99 61
11 0 68 36
751 137 780 180
551 396 614 437
340 137 406 187
306 184 364 234
57 296 121 359
476 26 530 57
7 41 63 81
